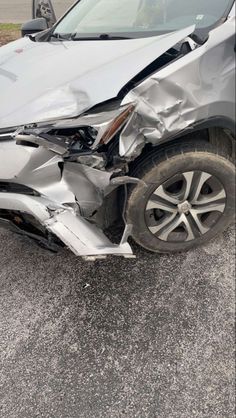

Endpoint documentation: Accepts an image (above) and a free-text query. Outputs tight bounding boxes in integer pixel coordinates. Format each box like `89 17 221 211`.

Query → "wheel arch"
129 117 235 174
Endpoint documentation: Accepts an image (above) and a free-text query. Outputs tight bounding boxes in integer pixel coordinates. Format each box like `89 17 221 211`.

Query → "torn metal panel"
120 17 235 157
0 138 134 257
0 139 75 204
15 133 69 155
0 191 134 258
0 137 135 257
0 193 58 221
63 162 114 215
46 211 133 258
0 139 115 214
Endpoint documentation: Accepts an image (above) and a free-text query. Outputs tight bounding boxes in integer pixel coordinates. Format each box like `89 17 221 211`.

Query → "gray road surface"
0 225 235 417
0 0 73 23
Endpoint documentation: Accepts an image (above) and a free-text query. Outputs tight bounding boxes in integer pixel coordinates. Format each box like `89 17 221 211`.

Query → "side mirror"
21 18 48 37
32 0 57 28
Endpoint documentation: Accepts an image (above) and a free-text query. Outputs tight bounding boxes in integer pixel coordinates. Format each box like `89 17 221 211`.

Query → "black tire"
126 141 235 253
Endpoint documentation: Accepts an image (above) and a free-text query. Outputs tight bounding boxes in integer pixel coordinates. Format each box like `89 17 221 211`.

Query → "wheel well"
129 126 235 173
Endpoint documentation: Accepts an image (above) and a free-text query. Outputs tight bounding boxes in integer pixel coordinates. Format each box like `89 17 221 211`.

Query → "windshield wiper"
189 32 208 46
71 33 132 41
50 33 74 41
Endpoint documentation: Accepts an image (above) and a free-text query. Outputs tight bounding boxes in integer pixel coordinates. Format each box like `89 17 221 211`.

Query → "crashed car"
0 0 235 259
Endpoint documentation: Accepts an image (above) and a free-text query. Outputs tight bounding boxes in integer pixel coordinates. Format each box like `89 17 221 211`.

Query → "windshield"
54 0 233 38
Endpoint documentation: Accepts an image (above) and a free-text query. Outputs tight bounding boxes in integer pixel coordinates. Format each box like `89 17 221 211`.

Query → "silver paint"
0 25 194 129
0 8 235 258
0 140 133 257
120 16 235 157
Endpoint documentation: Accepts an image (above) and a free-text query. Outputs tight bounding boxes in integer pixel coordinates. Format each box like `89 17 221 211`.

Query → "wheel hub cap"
145 171 226 243
178 200 192 214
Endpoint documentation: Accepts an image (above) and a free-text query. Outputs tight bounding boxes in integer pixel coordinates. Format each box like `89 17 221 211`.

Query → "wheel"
126 141 235 253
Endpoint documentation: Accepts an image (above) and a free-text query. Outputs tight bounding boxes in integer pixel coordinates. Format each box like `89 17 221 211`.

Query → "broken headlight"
17 102 136 155
51 102 135 149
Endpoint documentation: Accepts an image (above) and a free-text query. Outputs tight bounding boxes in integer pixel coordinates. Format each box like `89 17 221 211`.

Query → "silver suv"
0 0 235 259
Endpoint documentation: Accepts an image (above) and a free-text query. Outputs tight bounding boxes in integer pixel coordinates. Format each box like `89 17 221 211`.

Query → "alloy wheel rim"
145 171 226 243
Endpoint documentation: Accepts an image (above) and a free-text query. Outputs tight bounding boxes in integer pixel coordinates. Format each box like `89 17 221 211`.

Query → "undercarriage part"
0 193 54 221
0 216 60 252
0 182 40 196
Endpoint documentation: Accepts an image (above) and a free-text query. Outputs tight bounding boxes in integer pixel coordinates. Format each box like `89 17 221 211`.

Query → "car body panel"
120 17 236 156
0 25 195 129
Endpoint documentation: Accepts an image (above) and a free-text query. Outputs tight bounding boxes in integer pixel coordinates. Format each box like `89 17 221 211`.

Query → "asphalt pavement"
0 225 235 417
0 0 73 23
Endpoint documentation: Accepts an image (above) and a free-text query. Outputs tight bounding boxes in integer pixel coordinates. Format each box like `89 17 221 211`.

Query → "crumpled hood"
0 26 194 129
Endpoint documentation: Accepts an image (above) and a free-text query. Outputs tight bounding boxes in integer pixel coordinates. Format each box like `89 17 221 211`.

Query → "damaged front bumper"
0 133 136 259
0 192 134 259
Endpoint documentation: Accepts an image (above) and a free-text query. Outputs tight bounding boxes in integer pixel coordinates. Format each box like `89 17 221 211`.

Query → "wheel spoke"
146 196 177 213
189 211 210 235
192 188 226 205
157 214 183 241
149 213 177 234
191 202 225 214
191 172 212 202
154 185 180 205
182 171 195 201
181 214 196 241
189 202 225 236
157 213 195 242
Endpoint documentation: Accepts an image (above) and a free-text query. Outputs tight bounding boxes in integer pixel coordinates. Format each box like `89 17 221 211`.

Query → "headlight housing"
16 103 136 154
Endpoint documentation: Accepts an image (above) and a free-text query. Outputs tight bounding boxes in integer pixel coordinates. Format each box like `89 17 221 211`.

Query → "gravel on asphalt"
0 225 235 418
